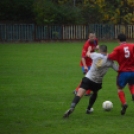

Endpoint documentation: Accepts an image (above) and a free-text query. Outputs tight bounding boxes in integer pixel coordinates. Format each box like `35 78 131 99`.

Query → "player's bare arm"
95 45 99 50
81 46 92 72
81 58 88 72
88 46 92 52
111 62 119 72
86 46 92 57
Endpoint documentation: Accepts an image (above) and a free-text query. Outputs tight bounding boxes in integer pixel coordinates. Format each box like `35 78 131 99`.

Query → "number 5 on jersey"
124 47 130 58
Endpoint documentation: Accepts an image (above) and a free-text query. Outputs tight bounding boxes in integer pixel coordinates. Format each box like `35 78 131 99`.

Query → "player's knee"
77 88 86 97
118 89 123 92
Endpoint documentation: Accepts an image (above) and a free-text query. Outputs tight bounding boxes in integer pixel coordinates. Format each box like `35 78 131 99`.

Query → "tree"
0 0 34 22
0 0 134 24
123 0 134 24
33 0 82 25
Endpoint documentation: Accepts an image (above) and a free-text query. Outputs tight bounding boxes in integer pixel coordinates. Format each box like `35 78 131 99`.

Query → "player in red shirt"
74 32 99 96
108 33 134 115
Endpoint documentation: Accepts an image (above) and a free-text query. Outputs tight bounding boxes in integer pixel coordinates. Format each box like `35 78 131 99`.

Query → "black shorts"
80 77 102 92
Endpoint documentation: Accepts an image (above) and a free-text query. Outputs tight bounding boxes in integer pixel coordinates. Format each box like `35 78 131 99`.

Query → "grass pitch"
0 42 134 134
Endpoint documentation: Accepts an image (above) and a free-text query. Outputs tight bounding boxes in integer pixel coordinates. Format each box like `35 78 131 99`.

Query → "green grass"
0 42 134 134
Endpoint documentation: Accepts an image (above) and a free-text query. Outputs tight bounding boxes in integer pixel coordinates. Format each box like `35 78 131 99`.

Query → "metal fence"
0 24 134 41
0 24 34 41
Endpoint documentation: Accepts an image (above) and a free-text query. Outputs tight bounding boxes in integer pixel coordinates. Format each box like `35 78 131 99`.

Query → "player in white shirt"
63 45 118 118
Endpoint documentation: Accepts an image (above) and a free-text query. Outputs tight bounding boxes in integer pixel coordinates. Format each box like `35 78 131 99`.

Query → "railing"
0 24 134 41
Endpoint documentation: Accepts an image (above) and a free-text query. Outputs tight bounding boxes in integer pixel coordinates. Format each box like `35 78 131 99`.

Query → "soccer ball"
102 101 113 111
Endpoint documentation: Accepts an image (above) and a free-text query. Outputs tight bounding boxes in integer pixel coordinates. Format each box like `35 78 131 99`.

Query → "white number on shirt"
124 47 130 58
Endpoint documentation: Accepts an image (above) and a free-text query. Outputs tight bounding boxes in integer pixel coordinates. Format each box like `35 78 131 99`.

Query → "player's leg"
128 72 134 101
128 84 134 101
85 66 92 96
86 91 98 114
117 72 128 115
74 67 92 96
75 83 81 93
63 77 89 118
63 88 86 118
75 66 87 93
118 88 128 115
75 83 92 96
86 82 101 114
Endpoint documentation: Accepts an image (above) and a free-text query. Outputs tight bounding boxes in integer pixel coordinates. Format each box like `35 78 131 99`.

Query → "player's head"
88 32 96 44
117 33 126 42
99 45 107 53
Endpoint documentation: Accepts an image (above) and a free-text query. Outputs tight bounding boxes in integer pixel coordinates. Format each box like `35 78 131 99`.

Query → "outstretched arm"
112 62 119 72
86 46 92 57
95 45 99 51
81 46 92 73
108 48 118 61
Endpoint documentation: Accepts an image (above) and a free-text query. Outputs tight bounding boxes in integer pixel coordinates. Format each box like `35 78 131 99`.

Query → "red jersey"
80 38 98 66
108 43 134 72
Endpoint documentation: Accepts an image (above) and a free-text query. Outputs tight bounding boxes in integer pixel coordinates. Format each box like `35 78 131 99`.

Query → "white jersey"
85 52 118 83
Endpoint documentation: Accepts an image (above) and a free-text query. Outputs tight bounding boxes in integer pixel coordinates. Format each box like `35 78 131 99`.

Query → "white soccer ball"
102 101 113 111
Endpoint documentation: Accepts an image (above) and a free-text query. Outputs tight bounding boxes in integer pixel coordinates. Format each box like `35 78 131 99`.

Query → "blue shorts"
81 66 91 74
117 72 134 88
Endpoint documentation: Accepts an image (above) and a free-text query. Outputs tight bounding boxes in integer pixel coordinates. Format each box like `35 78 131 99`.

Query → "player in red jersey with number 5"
74 32 99 96
108 33 134 115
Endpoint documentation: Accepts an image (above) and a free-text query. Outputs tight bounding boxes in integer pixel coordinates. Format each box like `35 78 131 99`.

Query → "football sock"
118 90 126 105
128 85 134 94
86 90 91 95
70 96 81 109
75 83 81 91
87 92 97 110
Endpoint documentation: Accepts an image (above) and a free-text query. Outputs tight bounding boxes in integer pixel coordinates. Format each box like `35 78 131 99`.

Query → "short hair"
89 32 95 34
99 45 107 52
117 33 126 42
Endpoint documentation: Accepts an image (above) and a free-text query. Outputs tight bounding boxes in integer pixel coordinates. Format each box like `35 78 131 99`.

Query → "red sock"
86 90 91 94
75 82 81 92
128 85 134 94
118 91 126 105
